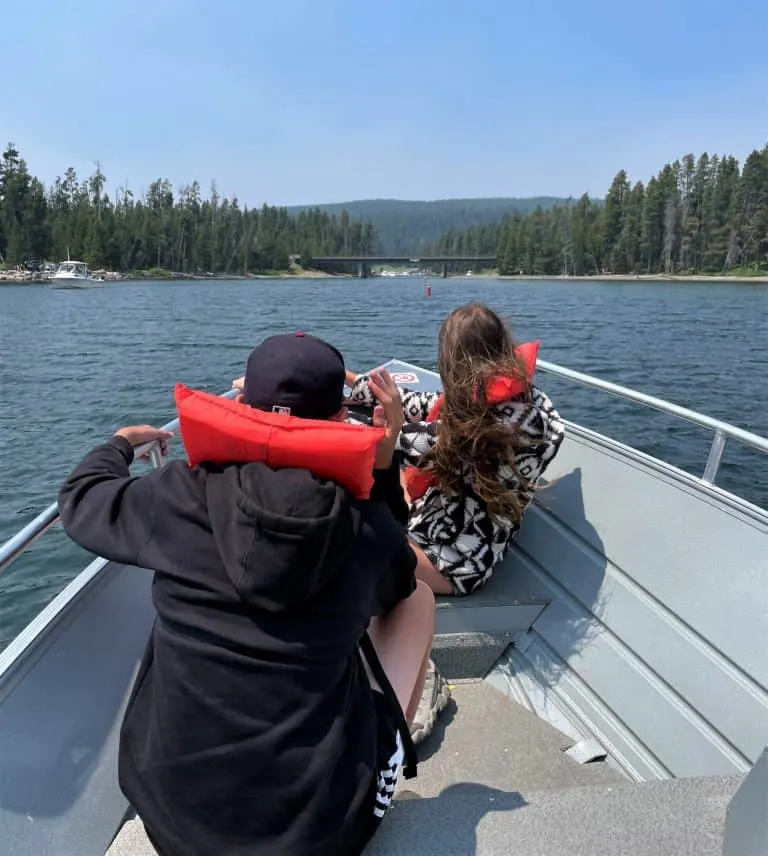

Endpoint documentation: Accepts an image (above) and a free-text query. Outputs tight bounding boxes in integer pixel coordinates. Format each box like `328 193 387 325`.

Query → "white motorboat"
52 260 104 289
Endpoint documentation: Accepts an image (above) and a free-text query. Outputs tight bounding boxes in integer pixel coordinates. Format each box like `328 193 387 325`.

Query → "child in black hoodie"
58 332 434 856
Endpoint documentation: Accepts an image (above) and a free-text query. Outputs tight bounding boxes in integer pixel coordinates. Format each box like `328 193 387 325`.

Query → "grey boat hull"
1 358 766 855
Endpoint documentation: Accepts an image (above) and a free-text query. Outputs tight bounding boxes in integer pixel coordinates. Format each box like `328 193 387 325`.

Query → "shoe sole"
410 676 451 745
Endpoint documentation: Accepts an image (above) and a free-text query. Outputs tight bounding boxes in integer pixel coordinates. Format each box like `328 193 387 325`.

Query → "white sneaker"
410 659 451 745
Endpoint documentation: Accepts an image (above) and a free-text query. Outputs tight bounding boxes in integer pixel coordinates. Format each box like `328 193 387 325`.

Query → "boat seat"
429 546 551 679
434 547 548 636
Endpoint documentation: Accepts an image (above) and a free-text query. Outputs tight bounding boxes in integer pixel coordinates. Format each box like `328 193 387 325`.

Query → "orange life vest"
402 340 540 501
174 384 385 499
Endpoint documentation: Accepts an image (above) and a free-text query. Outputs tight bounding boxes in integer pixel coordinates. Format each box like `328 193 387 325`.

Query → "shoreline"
0 268 341 285
490 273 768 283
3 270 768 285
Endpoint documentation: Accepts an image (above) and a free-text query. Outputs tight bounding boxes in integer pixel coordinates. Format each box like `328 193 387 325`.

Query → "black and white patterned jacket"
348 377 565 595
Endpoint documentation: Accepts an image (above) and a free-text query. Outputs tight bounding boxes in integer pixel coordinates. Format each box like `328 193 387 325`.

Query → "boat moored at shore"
52 260 104 289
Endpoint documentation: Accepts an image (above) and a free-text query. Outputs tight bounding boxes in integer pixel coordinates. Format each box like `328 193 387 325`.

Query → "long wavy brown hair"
425 303 533 523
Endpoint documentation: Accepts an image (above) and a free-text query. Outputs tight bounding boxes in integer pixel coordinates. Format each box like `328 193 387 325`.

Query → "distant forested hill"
285 197 570 255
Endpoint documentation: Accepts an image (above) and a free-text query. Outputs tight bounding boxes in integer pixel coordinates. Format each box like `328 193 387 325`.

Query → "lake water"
2 276 767 648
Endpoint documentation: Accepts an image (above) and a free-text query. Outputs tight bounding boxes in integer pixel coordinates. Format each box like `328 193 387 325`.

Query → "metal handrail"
0 387 239 574
536 359 768 484
2 362 768 575
537 360 768 455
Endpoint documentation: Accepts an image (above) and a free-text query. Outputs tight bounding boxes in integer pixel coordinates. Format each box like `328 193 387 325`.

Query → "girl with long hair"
347 302 565 599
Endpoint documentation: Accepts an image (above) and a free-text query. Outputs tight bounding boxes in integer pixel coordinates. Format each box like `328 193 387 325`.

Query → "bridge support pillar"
442 263 448 278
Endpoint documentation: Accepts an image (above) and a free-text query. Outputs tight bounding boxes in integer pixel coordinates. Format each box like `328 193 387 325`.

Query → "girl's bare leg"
399 469 413 504
409 539 455 595
366 580 435 725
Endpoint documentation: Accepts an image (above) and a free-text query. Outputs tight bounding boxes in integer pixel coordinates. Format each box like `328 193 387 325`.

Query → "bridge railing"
307 255 498 263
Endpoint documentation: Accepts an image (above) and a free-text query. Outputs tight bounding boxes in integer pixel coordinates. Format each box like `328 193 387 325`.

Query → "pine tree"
601 170 630 271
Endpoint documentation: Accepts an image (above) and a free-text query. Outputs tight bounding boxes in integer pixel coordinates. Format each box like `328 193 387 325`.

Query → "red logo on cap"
295 331 305 337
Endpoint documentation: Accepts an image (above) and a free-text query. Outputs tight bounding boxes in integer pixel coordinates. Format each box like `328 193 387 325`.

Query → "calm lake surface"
2 276 767 647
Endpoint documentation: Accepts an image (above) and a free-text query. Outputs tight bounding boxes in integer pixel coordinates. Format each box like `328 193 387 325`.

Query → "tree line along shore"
1 142 767 281
5 269 768 285
436 146 768 278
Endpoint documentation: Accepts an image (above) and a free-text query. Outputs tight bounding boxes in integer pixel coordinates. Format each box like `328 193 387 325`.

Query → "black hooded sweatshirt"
58 436 417 856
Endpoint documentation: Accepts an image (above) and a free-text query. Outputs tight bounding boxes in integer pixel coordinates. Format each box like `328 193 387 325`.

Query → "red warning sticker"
391 372 418 384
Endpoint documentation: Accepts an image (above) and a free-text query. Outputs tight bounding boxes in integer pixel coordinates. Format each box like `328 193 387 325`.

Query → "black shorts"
348 690 405 854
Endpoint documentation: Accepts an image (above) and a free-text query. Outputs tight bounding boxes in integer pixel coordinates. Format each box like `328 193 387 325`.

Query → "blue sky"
4 0 766 205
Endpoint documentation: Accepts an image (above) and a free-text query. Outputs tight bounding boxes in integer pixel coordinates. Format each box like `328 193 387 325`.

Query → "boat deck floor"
369 771 742 856
405 680 623 796
106 681 740 856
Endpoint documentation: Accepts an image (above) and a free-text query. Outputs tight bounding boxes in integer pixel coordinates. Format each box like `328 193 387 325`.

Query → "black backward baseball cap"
243 332 346 420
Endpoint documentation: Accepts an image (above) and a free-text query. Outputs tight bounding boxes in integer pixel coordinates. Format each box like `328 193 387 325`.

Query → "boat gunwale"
562 420 768 526
0 555 111 684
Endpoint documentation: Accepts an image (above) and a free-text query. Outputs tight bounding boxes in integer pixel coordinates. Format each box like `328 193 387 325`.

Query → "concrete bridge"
306 255 497 278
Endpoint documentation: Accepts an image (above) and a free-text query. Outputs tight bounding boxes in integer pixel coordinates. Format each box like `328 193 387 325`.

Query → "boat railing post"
702 429 727 484
148 444 165 469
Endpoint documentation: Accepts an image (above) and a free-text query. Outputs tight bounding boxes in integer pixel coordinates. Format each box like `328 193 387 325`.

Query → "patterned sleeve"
348 374 440 423
396 420 439 466
495 386 565 486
